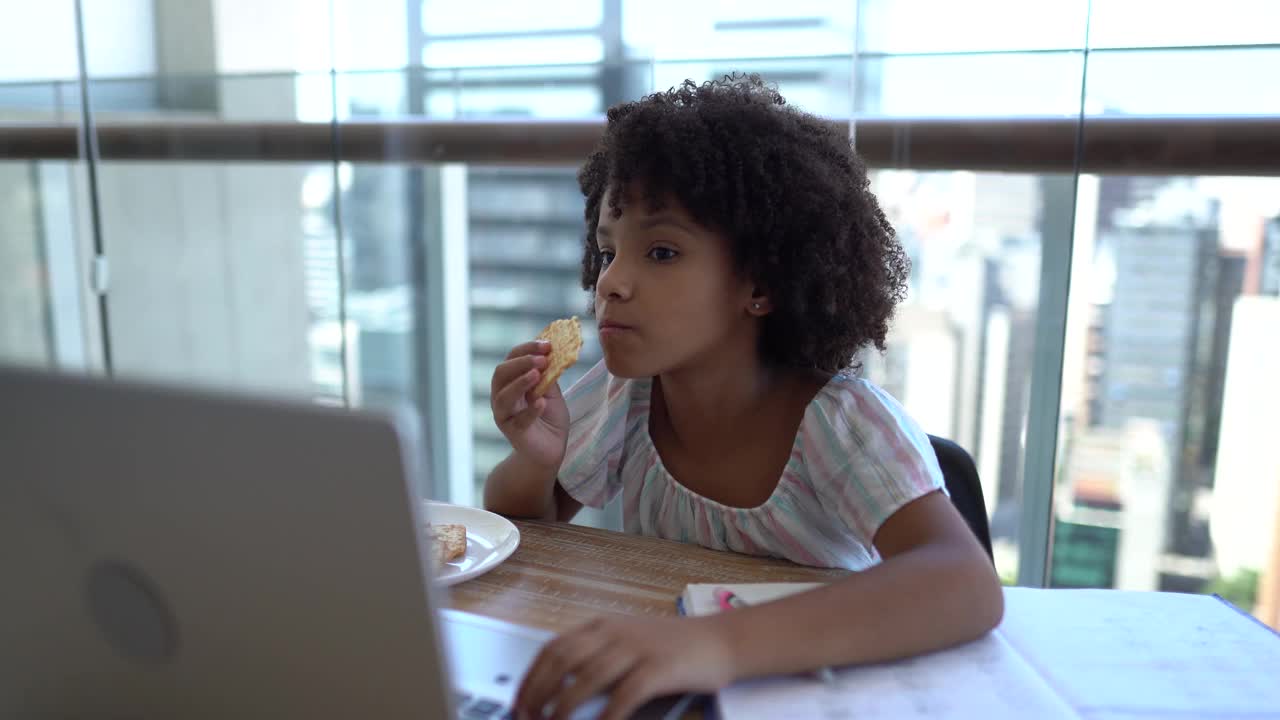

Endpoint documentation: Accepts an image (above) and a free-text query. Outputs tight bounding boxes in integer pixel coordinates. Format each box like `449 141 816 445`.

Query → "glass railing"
3 29 1279 629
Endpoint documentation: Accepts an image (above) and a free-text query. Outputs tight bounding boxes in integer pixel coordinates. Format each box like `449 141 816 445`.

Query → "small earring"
752 303 761 310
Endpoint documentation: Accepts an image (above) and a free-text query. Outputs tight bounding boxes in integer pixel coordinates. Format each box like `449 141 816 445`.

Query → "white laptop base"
443 610 609 718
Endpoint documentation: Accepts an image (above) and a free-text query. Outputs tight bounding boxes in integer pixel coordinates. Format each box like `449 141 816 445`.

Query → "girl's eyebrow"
596 214 694 240
637 214 695 234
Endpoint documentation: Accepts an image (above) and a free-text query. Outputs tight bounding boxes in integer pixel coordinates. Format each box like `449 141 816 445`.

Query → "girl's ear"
748 290 772 316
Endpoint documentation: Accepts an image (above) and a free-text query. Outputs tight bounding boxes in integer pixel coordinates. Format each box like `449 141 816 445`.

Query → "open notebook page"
1000 588 1280 719
717 628 1078 720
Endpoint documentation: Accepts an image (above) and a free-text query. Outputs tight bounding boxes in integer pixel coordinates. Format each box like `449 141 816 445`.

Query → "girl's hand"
490 340 570 471
514 615 736 720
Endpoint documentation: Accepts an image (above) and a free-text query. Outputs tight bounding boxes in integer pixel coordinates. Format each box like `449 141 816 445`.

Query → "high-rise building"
1209 296 1280 591
1261 217 1280 296
990 307 1037 536
0 163 56 367
1059 175 1275 595
1189 252 1247 499
863 305 961 439
1094 222 1223 591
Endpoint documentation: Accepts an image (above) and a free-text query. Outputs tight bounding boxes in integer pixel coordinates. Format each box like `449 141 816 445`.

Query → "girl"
484 74 1003 720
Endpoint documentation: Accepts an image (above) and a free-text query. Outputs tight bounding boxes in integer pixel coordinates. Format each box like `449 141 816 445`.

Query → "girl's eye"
648 247 679 262
598 249 615 266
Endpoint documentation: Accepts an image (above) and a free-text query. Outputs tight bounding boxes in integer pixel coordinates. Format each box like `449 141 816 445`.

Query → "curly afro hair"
577 73 909 373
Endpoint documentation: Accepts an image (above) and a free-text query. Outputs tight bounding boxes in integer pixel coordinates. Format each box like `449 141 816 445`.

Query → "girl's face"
592 189 762 378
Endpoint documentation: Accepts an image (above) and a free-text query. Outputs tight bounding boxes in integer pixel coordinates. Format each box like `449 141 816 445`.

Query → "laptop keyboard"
455 691 514 719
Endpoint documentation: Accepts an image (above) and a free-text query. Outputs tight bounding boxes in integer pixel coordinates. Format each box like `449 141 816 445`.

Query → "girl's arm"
714 490 1004 677
515 491 1002 720
483 455 582 522
482 339 582 522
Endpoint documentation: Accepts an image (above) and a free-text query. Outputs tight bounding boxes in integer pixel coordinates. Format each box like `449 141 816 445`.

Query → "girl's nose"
597 258 632 301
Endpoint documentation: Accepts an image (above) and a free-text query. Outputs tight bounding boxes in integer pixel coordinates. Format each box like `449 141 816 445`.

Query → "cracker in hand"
533 316 582 397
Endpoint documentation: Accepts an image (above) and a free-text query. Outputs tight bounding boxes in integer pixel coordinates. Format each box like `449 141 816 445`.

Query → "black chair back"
928 435 994 562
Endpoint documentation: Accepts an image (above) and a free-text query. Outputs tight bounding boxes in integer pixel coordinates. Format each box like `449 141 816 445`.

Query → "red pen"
714 587 747 612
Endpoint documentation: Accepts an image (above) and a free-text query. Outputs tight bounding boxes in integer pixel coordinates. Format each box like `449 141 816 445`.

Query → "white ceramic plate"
423 501 520 586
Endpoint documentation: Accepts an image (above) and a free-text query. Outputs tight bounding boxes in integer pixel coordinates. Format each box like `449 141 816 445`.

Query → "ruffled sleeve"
808 377 947 545
557 360 630 508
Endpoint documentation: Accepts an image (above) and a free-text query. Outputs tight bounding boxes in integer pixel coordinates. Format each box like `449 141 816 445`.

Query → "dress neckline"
633 372 844 513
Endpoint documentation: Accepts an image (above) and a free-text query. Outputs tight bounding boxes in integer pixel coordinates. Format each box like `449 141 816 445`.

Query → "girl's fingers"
548 649 638 720
598 666 665 720
492 355 546 393
492 370 540 421
508 397 547 431
515 620 607 715
504 340 552 361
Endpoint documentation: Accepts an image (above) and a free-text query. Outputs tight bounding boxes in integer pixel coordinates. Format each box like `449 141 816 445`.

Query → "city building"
1210 296 1280 608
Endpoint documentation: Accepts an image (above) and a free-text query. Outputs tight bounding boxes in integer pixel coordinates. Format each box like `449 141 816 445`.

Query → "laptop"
0 365 687 718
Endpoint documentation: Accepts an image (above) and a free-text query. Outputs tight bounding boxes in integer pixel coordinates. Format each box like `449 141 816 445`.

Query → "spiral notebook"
677 582 824 618
677 583 1280 719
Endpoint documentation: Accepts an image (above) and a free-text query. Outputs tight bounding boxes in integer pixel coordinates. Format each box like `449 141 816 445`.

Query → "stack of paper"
689 586 1280 719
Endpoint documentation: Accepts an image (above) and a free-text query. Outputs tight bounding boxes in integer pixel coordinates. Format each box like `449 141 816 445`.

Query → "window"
2 0 1276 626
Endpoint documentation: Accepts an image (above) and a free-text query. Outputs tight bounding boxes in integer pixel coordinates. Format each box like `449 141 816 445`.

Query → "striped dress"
559 360 946 571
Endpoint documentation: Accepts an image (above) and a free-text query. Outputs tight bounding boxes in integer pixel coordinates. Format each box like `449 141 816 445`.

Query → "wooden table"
446 520 848 632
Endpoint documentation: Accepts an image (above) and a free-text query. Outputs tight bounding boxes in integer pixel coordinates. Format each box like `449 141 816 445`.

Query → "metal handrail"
1 115 1277 175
